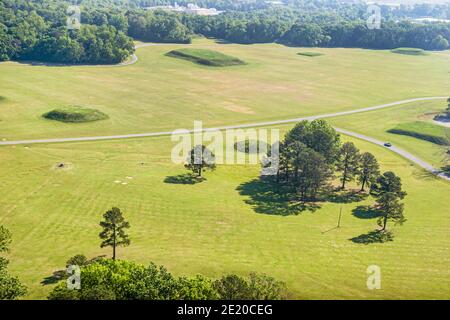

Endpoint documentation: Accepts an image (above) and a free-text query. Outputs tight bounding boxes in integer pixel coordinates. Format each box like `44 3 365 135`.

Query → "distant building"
265 1 285 5
412 17 450 23
145 3 223 16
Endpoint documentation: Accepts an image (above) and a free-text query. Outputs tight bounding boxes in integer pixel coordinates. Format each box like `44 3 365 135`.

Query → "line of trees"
48 258 288 300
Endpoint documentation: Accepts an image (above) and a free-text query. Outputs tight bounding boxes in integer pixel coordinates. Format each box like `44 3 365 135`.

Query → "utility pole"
337 207 342 228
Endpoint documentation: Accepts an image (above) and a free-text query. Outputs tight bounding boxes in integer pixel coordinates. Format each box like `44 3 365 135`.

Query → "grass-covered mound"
165 48 245 67
388 121 449 145
390 48 428 56
43 106 108 123
234 139 270 154
298 51 323 57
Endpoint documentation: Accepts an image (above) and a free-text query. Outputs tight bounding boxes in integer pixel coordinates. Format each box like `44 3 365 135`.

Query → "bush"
166 49 245 67
48 259 288 300
298 51 323 57
43 106 108 123
390 48 428 56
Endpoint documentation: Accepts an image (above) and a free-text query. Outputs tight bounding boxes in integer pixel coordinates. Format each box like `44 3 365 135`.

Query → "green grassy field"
0 39 449 300
389 121 448 146
0 130 449 299
328 100 449 168
0 38 449 141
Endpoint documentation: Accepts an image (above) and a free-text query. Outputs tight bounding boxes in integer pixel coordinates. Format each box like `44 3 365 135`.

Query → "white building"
145 3 223 16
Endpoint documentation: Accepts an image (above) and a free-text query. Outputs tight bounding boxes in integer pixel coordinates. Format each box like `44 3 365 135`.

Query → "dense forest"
1 0 450 64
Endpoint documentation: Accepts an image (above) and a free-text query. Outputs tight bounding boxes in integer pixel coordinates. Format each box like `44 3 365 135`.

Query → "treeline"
184 11 450 49
49 257 288 300
0 0 134 63
129 0 450 49
2 0 450 64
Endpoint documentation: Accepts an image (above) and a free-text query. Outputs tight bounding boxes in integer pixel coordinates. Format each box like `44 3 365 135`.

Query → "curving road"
0 96 448 180
334 127 449 181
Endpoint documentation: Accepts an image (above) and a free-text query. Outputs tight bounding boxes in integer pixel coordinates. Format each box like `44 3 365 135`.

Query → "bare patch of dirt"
223 103 255 114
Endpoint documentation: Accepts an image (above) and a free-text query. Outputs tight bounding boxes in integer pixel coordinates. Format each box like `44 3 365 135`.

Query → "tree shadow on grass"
350 230 394 245
236 178 321 216
41 270 66 285
164 173 204 185
440 165 450 176
352 205 382 219
327 190 369 204
412 167 442 181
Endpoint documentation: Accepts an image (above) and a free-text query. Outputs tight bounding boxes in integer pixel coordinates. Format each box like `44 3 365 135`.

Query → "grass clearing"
391 48 428 56
165 48 246 67
0 129 448 299
388 121 449 146
0 39 449 300
0 39 449 141
42 106 108 123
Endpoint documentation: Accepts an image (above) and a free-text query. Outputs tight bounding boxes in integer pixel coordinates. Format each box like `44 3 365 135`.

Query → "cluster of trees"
0 226 27 300
180 120 407 232
0 0 134 63
275 120 376 198
128 10 192 43
48 258 287 300
47 206 287 300
272 120 407 230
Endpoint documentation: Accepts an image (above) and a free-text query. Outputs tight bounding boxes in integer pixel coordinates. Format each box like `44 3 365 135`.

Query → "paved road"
1 96 448 180
334 127 449 181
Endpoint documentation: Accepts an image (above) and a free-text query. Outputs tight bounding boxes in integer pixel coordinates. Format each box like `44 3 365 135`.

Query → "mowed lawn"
0 131 449 299
0 39 449 141
328 100 449 168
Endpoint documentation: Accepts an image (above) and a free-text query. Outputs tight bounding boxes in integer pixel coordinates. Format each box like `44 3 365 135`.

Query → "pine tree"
99 207 130 260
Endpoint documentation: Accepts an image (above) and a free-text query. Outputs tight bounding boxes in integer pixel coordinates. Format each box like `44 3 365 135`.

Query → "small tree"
337 142 360 189
0 226 27 300
357 152 380 191
376 192 406 230
99 207 130 260
185 145 216 177
370 171 407 200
